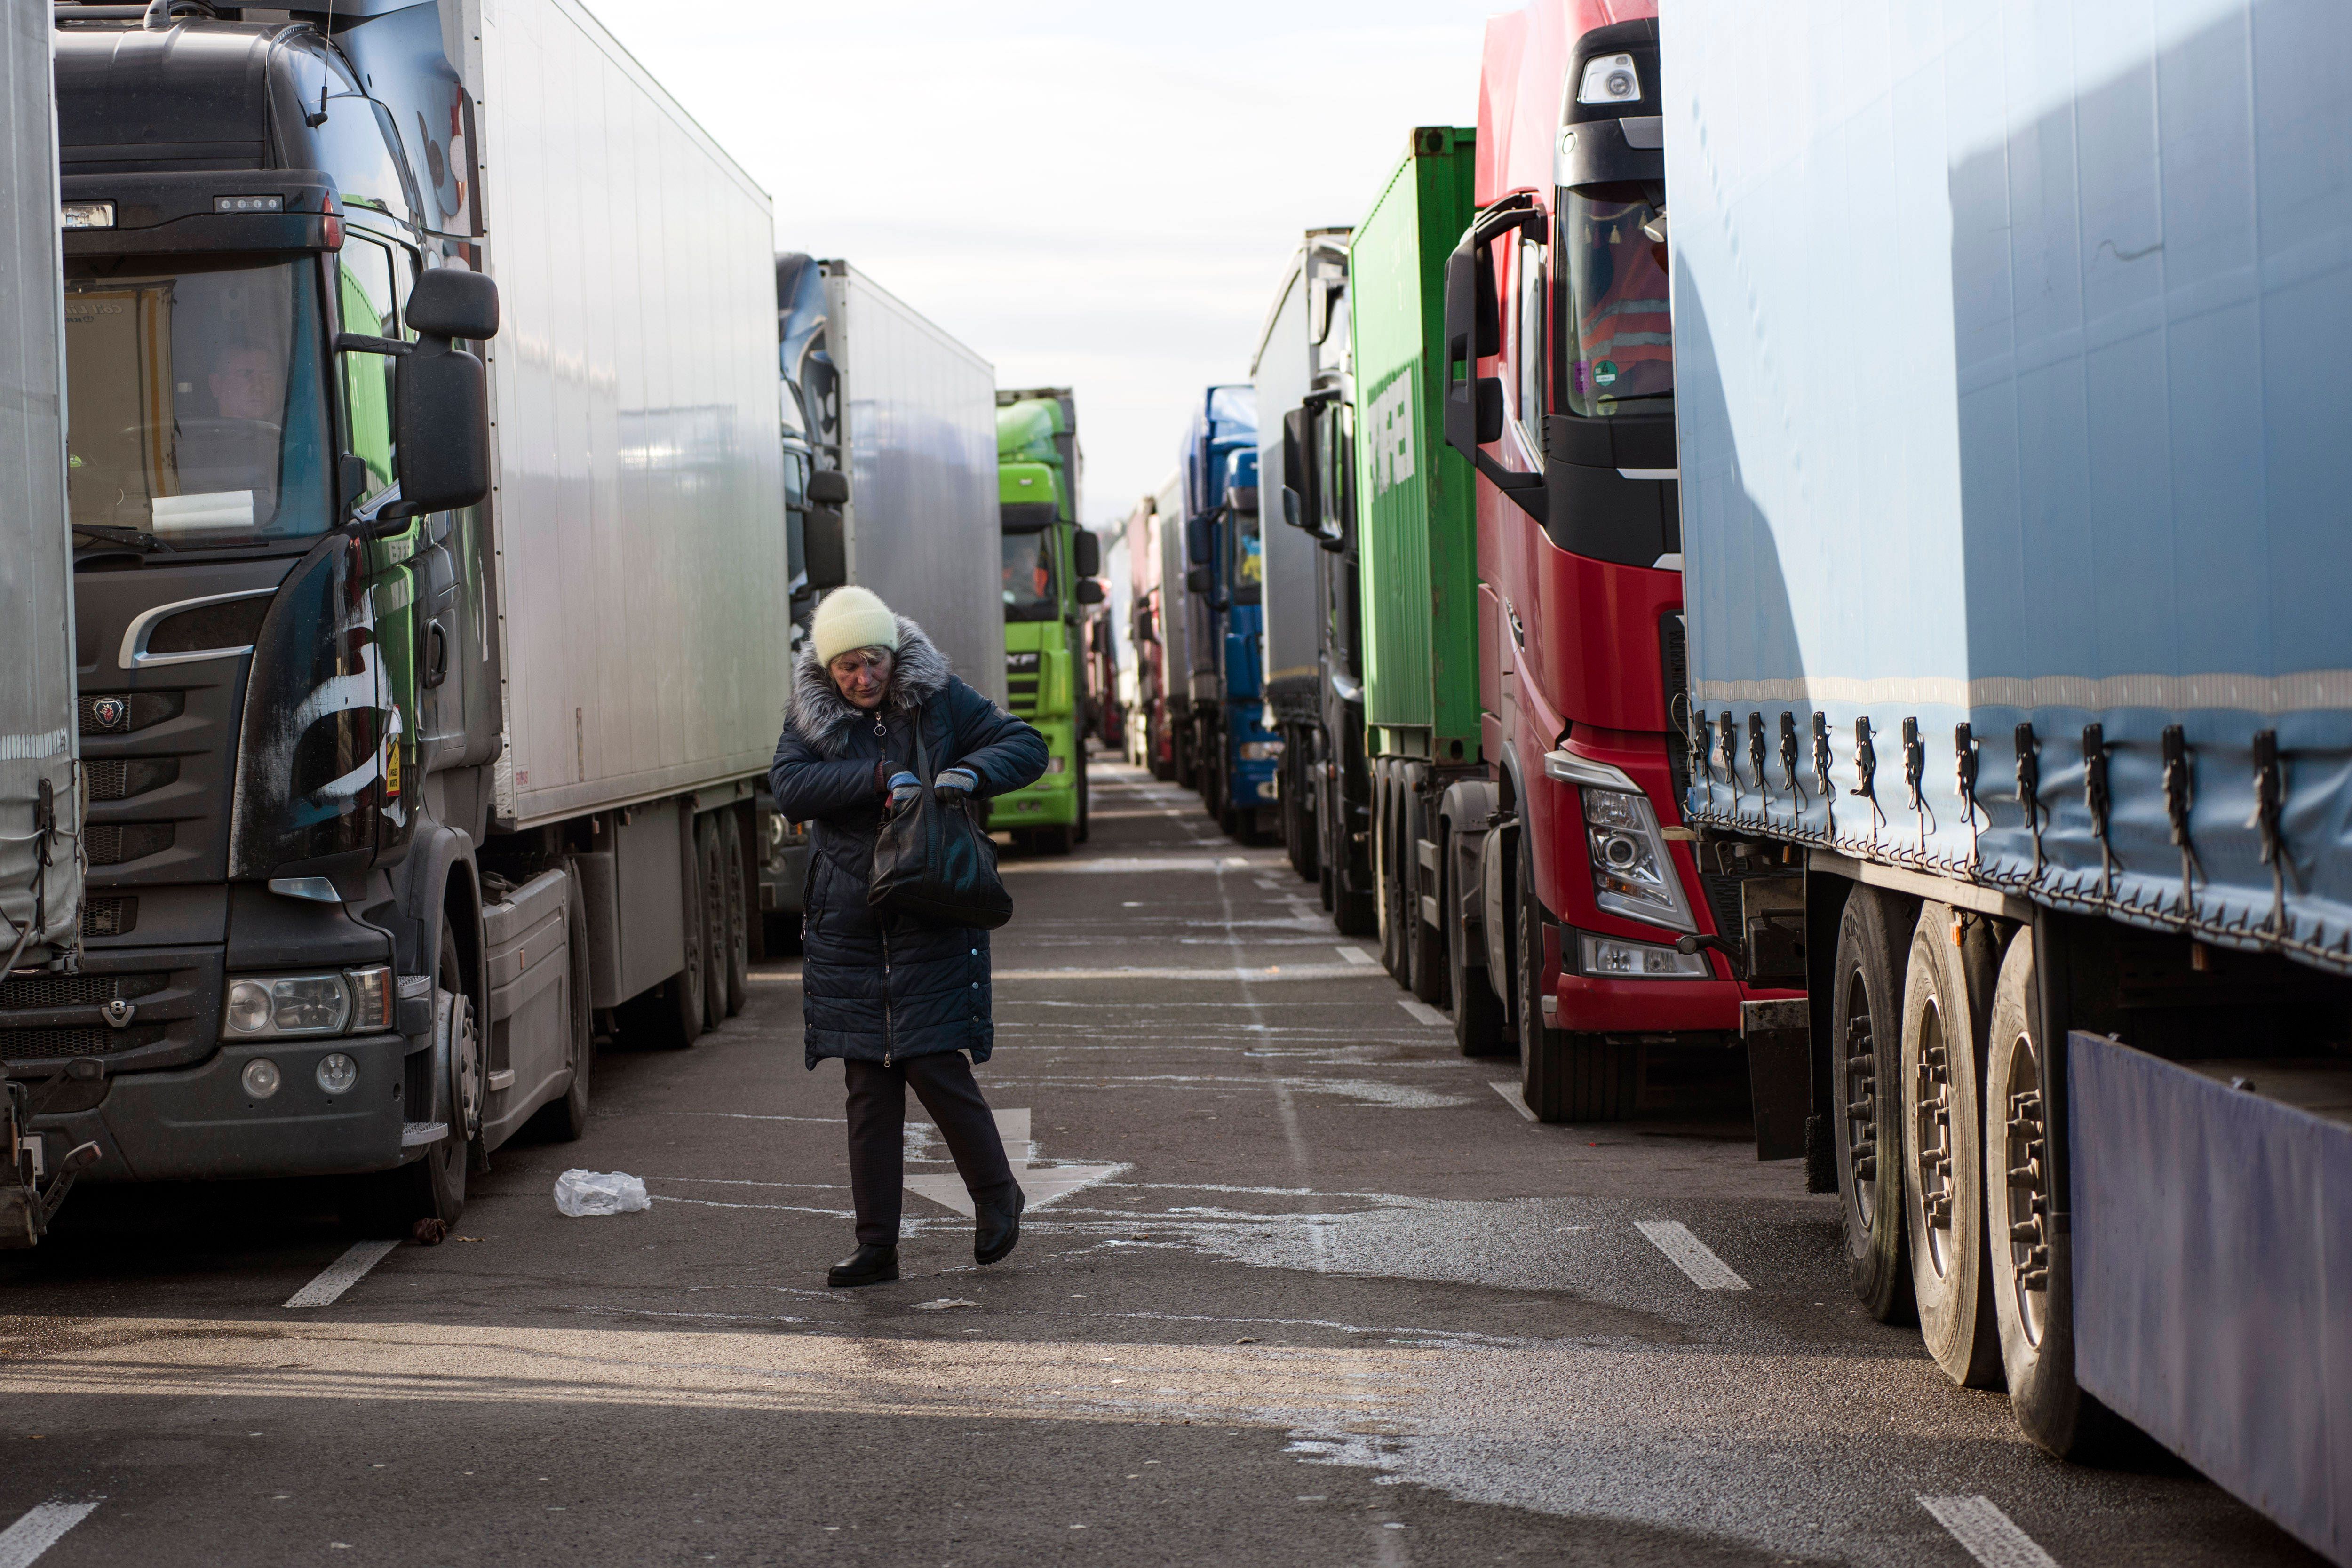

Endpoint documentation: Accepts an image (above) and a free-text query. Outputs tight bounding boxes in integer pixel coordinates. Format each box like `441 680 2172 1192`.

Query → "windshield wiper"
73 524 178 555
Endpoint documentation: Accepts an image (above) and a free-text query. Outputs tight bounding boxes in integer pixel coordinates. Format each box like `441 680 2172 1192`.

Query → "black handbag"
868 706 1014 929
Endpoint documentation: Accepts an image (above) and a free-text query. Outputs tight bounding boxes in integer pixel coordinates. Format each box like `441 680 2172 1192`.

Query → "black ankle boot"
828 1243 898 1288
975 1185 1025 1265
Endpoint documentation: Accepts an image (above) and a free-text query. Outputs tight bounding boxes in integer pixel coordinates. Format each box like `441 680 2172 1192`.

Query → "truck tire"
1075 745 1090 844
719 811 750 1018
1446 849 1509 1057
1041 822 1076 855
1985 929 2124 1457
1407 780 1448 1007
1517 832 1633 1121
1901 904 2003 1387
1375 764 1407 981
636 815 707 1050
352 923 474 1233
1831 887 1915 1322
697 813 729 1031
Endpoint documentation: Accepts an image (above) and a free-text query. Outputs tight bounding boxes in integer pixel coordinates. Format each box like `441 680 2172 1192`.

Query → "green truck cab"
990 390 1100 852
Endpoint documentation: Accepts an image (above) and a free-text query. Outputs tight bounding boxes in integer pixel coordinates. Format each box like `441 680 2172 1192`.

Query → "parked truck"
1141 472 1188 781
989 388 1100 854
1176 387 1278 838
1666 2 2352 1555
31 0 785 1230
1434 2 1800 1116
1 0 99 1245
1253 228 1373 924
757 255 1001 928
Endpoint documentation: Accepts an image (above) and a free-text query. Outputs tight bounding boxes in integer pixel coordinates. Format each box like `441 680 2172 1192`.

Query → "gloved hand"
933 767 978 801
886 770 922 811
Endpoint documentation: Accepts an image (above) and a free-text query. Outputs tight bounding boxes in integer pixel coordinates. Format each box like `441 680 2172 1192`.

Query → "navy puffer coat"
769 618 1047 1068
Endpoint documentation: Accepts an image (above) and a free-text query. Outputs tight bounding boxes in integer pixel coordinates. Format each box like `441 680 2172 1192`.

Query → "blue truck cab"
1180 388 1277 839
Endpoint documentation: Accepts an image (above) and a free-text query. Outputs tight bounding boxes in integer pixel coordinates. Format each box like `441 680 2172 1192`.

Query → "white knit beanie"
810 586 900 667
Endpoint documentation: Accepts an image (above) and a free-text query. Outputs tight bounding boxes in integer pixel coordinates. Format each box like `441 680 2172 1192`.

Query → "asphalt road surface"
0 757 2325 1567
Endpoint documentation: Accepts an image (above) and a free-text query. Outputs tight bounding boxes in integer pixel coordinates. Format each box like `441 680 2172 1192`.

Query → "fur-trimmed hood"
786 614 954 756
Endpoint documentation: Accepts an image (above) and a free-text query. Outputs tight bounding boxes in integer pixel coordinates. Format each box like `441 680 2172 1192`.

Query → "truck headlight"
1580 931 1710 979
1578 52 1641 104
1544 749 1694 932
222 964 393 1039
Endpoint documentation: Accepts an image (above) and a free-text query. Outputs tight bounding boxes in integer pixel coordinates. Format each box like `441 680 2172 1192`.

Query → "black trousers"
843 1051 1017 1246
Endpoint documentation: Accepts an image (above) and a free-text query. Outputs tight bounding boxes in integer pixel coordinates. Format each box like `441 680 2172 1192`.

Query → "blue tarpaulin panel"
2072 1032 2351 1565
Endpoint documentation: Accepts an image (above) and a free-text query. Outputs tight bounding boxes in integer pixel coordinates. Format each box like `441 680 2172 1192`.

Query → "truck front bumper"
1550 971 1745 1035
991 774 1076 828
35 1032 419 1183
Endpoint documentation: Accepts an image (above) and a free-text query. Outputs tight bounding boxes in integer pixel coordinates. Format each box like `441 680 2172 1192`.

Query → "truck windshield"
1001 532 1057 622
63 257 332 543
1558 192 1671 416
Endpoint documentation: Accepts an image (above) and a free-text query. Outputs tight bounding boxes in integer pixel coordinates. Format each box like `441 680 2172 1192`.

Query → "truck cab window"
1558 191 1671 417
337 236 406 500
62 257 333 543
1002 531 1057 622
301 46 423 226
1514 232 1548 454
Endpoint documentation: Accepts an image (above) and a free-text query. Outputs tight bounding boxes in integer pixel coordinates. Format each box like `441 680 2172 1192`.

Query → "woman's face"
829 647 895 710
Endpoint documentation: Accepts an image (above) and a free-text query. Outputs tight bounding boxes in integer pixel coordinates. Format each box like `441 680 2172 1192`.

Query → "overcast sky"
581 0 1502 529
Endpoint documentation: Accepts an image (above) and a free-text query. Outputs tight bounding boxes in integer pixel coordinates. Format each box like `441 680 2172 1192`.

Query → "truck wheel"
697 814 729 1031
1408 784 1448 1008
1985 930 2123 1457
1517 833 1632 1121
354 924 474 1232
541 872 595 1141
1319 860 1336 913
642 817 707 1050
1901 904 2003 1387
1375 764 1406 980
1042 822 1076 856
719 812 750 1018
1832 887 1915 1321
1446 850 1508 1057
1075 746 1090 844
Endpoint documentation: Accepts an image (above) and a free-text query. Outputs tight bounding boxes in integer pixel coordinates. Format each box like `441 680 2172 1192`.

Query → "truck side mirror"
1185 512 1214 567
1185 563 1214 595
803 508 847 590
406 268 500 341
807 468 850 506
1072 528 1100 579
1442 200 1549 520
1075 579 1104 605
391 341 491 516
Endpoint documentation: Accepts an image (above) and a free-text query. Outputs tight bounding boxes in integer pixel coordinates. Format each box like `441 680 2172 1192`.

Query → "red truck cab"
1449 2 1802 1122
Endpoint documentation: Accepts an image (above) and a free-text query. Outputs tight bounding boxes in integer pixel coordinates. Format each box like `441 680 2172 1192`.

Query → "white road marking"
0 1502 101 1568
1396 999 1446 1027
998 856 1280 876
992 964 1373 982
1336 947 1375 966
1917 1496 2060 1568
904 1109 1121 1217
1489 1082 1536 1121
284 1240 400 1308
1634 1220 1750 1291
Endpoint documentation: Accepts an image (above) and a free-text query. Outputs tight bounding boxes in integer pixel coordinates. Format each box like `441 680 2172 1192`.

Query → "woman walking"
770 586 1049 1287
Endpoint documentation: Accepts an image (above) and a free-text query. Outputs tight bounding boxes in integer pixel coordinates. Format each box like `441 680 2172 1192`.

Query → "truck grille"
79 690 184 735
1006 651 1041 716
85 757 181 802
1698 872 1744 942
1 1026 166 1060
0 971 167 1010
85 823 175 866
81 897 138 939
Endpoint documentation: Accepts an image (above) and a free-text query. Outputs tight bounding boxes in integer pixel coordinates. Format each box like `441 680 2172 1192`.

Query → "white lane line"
1336 946 1375 966
0 1501 102 1567
284 1240 399 1308
999 856 1280 876
994 964 1374 982
1397 998 1446 1027
1489 1082 1536 1120
1633 1220 1750 1291
1917 1496 2059 1568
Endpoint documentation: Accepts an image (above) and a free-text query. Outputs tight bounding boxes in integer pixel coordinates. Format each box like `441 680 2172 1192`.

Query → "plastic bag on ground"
555 1168 650 1217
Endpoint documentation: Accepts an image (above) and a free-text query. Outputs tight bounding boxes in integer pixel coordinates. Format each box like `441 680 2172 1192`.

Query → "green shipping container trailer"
990 389 1099 852
1347 128 1510 1047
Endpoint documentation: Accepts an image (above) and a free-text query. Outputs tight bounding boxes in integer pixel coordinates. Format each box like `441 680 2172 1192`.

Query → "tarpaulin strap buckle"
1717 711 1742 804
2249 729 2291 931
1777 711 1809 811
1850 718 1885 838
1900 717 1935 848
1747 713 1769 813
2082 724 2117 894
1954 723 1985 859
2014 723 2043 876
2159 725 2202 915
1811 712 1835 836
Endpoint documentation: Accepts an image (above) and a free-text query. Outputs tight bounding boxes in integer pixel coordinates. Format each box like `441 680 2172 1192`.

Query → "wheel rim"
443 987 482 1140
1912 998 1955 1276
1842 970 1880 1229
1999 1029 2050 1345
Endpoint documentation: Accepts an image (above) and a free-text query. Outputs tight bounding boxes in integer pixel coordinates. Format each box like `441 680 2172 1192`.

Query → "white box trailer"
456 0 789 830
821 261 1005 707
0 0 78 974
